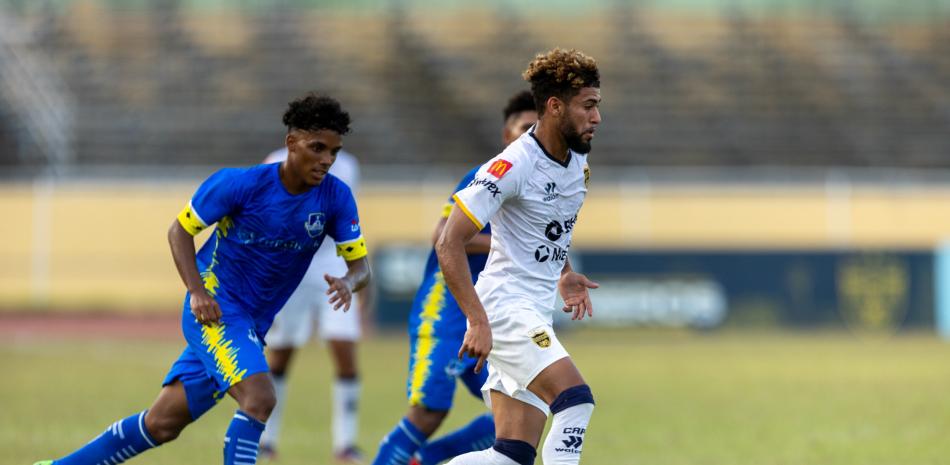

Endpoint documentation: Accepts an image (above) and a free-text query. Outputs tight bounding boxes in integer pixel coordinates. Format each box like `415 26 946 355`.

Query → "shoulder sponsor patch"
487 159 513 179
583 163 590 188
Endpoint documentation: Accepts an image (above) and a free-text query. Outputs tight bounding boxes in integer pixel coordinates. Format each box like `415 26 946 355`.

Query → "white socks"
260 374 287 447
332 378 361 452
541 402 594 464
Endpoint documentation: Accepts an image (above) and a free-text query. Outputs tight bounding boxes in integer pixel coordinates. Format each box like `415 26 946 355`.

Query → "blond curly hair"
523 48 599 114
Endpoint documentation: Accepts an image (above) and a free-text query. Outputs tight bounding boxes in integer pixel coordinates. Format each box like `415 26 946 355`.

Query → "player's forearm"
343 257 371 293
167 221 206 295
436 235 489 325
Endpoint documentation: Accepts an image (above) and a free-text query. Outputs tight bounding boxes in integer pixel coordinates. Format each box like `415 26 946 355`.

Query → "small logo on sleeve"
487 159 513 179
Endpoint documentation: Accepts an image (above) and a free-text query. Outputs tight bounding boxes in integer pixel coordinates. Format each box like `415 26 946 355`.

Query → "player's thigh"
406 331 463 411
181 312 271 400
489 390 547 448
484 310 569 408
526 357 586 405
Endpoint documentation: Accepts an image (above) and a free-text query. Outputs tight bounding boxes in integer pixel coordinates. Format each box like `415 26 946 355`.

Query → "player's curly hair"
282 93 351 135
522 48 599 115
502 90 536 121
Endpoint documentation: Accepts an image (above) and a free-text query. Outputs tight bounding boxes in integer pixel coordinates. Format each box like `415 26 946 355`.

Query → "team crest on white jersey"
305 212 325 238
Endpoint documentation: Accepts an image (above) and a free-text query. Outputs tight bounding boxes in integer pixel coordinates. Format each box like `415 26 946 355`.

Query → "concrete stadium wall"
3 179 950 311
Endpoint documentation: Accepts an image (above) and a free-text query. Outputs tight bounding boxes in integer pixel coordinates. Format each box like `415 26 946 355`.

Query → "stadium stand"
0 1 948 170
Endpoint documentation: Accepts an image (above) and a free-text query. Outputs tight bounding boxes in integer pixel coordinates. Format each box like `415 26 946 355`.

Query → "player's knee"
550 384 595 414
144 413 187 444
407 406 448 436
239 388 277 421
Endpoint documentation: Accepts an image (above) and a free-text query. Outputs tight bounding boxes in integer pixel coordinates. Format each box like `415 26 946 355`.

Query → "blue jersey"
409 167 490 337
177 163 367 334
420 167 491 283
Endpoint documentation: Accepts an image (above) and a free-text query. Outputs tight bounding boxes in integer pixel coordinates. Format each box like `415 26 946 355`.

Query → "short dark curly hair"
523 48 600 115
282 93 351 135
502 90 536 122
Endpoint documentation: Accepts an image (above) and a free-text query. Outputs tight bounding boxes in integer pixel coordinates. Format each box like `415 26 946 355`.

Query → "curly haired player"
438 48 602 465
34 93 371 465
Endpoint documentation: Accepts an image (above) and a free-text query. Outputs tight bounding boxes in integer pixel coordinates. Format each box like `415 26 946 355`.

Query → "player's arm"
168 218 221 325
558 257 599 321
325 256 371 312
436 207 492 372
430 216 491 254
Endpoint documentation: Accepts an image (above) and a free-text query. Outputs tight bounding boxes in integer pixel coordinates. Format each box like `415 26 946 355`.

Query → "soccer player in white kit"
260 147 366 463
436 48 602 465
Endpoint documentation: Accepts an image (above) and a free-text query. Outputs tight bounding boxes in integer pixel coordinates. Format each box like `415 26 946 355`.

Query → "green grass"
5 329 950 465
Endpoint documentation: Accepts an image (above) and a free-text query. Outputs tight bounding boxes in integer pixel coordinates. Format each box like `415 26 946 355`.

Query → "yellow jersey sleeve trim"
441 202 454 219
451 194 484 230
336 235 369 261
177 203 208 236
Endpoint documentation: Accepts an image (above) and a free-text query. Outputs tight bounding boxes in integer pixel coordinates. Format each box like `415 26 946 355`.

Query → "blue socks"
417 413 495 465
224 410 266 465
53 411 158 465
372 417 426 465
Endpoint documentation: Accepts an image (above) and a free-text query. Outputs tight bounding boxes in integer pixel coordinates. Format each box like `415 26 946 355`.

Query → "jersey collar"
528 127 572 169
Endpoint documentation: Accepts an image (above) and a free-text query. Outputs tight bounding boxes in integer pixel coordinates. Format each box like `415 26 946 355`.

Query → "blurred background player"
439 48 601 465
371 90 538 465
259 146 366 463
32 93 371 465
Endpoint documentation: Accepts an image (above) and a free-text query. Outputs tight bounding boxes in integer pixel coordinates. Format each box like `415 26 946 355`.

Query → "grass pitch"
4 328 950 465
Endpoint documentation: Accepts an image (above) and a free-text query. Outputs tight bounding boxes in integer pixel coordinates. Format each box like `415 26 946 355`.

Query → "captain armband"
177 204 208 236
336 236 368 261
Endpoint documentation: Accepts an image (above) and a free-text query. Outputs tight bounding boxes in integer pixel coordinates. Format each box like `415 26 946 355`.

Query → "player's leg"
372 327 458 465
327 338 362 461
414 359 495 465
44 345 221 465
527 358 594 465
225 373 277 464
184 311 274 465
320 292 363 462
260 287 314 458
444 391 543 465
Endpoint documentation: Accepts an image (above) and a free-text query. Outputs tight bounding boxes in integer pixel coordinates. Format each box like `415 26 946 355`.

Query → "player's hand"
190 290 221 325
459 320 492 374
559 271 599 321
325 274 354 312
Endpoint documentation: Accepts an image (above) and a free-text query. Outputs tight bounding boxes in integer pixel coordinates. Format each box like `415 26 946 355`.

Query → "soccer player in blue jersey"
33 93 371 465
372 91 538 465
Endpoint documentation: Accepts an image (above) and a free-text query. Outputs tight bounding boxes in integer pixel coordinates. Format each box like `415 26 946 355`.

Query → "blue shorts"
406 274 486 410
162 301 269 420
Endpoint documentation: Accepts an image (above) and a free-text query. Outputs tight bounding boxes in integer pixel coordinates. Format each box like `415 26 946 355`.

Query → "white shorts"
481 308 567 415
265 277 361 348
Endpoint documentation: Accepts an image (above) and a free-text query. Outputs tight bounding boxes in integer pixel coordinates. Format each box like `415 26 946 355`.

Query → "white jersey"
453 129 589 322
264 148 360 278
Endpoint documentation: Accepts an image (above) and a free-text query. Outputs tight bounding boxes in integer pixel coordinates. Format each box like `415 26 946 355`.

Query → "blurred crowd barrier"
4 174 950 334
